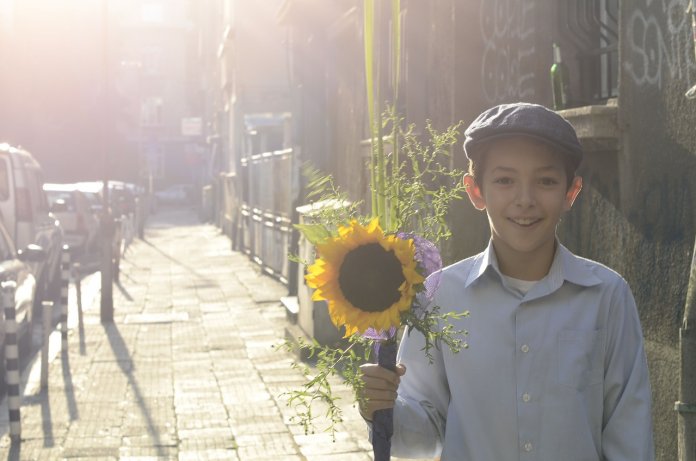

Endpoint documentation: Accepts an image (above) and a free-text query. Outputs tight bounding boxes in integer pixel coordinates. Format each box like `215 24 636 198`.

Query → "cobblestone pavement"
0 209 432 460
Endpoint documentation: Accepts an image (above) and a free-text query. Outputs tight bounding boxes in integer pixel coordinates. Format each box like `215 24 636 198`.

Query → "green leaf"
294 223 332 245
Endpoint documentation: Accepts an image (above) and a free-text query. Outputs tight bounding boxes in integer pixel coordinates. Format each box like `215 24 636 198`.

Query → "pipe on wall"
677 235 696 460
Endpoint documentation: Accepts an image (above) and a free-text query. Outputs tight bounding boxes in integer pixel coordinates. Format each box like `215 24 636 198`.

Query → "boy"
359 103 654 460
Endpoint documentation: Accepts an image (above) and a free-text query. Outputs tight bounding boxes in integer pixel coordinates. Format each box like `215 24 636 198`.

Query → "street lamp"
100 0 114 322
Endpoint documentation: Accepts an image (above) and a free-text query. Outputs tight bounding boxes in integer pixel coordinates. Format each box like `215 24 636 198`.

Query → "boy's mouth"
508 217 542 227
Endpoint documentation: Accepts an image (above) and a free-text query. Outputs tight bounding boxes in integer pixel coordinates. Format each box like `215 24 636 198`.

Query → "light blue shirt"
390 241 654 460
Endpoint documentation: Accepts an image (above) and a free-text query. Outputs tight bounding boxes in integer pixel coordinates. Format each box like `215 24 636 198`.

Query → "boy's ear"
563 176 583 211
463 174 486 211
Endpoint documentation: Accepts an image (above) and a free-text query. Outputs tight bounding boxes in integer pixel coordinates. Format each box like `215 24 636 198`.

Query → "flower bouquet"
283 111 469 460
282 5 467 459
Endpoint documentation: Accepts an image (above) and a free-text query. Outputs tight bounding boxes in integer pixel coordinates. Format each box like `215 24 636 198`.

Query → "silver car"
0 218 45 392
0 144 63 324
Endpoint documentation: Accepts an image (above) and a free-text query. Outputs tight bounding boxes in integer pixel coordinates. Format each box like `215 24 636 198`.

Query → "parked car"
0 215 45 393
77 180 149 253
75 181 123 275
43 183 100 256
0 143 63 322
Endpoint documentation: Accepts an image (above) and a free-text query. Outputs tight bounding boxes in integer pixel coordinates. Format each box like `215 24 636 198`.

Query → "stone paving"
0 209 430 460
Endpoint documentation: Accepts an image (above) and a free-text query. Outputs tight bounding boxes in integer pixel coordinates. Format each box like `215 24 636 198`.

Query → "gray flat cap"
463 102 583 165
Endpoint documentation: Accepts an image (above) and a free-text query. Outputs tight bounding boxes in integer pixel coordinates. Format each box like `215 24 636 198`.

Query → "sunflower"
305 218 425 337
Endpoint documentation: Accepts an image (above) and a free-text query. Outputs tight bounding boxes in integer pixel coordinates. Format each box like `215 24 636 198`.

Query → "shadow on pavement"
5 440 19 461
103 322 166 457
76 298 86 356
18 352 79 450
115 281 134 302
18 389 54 449
40 388 53 448
60 352 79 422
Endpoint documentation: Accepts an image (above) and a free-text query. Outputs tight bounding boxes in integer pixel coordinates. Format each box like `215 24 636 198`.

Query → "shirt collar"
465 239 602 290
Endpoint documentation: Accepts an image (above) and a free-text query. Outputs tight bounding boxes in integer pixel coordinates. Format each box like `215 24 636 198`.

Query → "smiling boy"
359 103 654 460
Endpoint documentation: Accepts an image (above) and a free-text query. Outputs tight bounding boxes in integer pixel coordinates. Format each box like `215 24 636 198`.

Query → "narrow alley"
0 208 388 460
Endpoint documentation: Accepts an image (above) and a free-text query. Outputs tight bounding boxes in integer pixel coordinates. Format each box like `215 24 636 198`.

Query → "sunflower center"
338 243 406 313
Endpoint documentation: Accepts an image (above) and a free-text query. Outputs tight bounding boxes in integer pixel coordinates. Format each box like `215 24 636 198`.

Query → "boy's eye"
493 177 513 185
539 177 560 186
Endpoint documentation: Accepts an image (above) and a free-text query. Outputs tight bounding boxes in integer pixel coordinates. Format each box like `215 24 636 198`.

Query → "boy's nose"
514 184 536 207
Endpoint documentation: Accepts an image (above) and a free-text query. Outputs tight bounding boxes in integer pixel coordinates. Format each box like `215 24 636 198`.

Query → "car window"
84 192 102 208
46 191 76 211
36 172 49 211
0 158 9 200
24 169 47 213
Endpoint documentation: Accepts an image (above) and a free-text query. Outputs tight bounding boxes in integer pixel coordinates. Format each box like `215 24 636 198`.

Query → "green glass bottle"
550 43 570 110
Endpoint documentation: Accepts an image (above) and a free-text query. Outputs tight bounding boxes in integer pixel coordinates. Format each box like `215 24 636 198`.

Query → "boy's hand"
358 363 407 422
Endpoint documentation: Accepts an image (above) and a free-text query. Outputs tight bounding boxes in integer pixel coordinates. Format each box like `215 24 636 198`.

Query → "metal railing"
239 148 293 283
560 0 619 104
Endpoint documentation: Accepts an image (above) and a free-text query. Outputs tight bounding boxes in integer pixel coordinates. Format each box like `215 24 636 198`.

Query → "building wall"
446 1 696 459
611 2 694 458
558 2 695 459
225 0 290 168
215 0 290 241
324 4 367 203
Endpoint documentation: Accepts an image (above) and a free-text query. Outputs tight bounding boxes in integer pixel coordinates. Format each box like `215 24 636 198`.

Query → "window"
141 97 164 126
559 0 619 104
145 143 165 179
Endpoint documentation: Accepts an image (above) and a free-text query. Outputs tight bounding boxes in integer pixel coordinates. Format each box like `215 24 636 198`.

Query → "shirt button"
522 393 531 402
523 442 533 452
520 344 530 353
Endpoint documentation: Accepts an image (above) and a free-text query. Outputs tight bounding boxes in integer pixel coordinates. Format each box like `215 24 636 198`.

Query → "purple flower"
363 326 398 341
398 233 442 310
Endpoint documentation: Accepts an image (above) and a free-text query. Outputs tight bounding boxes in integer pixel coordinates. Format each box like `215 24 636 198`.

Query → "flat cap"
463 102 583 165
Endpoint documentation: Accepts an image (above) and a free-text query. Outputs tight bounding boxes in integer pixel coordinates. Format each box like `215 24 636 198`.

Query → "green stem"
389 0 401 231
363 0 377 219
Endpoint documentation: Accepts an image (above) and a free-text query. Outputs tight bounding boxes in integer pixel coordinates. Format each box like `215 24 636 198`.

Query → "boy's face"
464 137 582 261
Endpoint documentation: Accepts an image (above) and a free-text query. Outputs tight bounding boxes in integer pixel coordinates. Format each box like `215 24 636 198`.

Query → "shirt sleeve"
388 325 451 459
602 280 655 461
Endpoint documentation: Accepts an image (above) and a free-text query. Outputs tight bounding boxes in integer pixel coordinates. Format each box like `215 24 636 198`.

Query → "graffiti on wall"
480 0 537 103
625 0 696 89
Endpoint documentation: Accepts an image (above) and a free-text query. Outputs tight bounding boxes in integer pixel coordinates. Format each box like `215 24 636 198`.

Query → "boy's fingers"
362 375 399 392
363 387 398 401
358 364 403 422
371 399 396 411
360 363 402 386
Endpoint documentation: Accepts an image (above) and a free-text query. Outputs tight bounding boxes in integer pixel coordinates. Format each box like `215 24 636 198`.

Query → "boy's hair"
467 140 580 191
